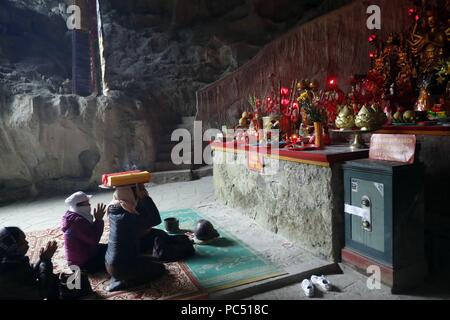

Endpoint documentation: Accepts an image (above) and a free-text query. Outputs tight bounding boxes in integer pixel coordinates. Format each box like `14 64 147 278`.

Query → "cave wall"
0 91 159 202
1 0 353 202
196 0 412 130
100 0 352 118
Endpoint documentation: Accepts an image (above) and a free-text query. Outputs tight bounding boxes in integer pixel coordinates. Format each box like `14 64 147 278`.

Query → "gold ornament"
335 105 355 130
355 105 383 131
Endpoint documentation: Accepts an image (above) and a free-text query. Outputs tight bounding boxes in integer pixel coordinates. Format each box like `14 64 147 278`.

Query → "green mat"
157 209 287 293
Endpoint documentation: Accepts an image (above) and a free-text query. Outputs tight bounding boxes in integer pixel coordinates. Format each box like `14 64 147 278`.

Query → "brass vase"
314 122 323 148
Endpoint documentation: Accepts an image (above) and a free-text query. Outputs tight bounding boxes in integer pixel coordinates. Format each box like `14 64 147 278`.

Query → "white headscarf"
107 186 139 214
65 191 94 223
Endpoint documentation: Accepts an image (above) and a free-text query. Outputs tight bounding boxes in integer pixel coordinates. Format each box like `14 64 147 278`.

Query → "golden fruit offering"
239 117 249 127
403 110 416 123
393 111 403 122
242 111 249 119
335 105 355 130
355 105 377 131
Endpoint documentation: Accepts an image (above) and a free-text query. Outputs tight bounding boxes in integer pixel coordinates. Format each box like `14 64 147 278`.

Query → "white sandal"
311 275 332 291
301 279 315 297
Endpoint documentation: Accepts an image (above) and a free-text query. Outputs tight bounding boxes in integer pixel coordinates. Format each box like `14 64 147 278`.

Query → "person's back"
105 204 140 267
136 196 162 233
104 186 165 292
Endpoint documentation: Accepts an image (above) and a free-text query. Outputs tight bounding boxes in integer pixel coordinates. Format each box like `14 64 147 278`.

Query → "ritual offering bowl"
164 217 180 234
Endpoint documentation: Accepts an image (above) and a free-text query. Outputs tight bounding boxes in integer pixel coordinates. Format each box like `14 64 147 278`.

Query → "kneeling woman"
105 186 166 292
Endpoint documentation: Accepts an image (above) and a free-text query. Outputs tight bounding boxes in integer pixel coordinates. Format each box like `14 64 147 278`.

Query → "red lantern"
368 34 377 43
281 98 290 106
292 101 299 109
407 7 417 16
326 77 337 90
280 87 289 96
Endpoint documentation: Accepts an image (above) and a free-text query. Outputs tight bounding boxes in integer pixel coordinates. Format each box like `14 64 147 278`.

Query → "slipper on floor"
311 275 332 291
301 279 314 298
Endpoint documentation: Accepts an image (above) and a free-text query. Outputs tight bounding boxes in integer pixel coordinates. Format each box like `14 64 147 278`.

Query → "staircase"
151 116 212 184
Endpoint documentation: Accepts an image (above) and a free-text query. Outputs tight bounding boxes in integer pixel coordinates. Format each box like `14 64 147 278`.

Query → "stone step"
161 133 185 143
209 262 339 300
182 116 196 125
161 134 194 146
156 152 172 161
154 161 192 172
156 151 193 162
175 123 194 130
159 142 178 153
159 142 192 152
192 165 213 179
150 169 193 184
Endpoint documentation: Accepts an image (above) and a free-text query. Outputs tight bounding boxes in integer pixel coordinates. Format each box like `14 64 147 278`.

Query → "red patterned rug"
25 227 205 300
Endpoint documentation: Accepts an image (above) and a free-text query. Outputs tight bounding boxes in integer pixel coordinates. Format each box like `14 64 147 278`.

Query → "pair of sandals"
301 275 332 298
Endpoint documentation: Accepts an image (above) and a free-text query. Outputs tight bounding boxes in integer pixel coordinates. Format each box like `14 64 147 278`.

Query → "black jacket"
105 204 140 267
136 196 162 235
0 255 54 300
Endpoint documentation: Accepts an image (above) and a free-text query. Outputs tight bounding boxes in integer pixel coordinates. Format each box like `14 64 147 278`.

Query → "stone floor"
0 176 448 300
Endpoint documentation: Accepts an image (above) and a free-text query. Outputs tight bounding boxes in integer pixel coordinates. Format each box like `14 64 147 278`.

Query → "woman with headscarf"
105 186 166 292
61 191 107 274
0 227 59 299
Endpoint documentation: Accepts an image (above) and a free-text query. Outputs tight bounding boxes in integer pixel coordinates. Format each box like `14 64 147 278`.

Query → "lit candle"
291 134 298 145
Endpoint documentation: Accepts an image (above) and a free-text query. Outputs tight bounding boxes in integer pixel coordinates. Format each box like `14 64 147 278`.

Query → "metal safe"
342 159 427 293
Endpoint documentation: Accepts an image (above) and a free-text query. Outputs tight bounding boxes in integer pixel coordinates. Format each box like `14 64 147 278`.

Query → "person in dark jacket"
61 191 107 274
134 183 168 253
0 227 59 300
105 186 166 292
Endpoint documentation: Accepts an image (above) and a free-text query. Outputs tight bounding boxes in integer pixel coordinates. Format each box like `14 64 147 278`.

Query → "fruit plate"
417 121 438 126
283 144 319 151
392 122 416 126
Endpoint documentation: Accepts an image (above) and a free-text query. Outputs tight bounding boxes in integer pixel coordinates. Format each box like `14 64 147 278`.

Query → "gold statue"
415 84 432 111
445 0 450 42
409 10 448 75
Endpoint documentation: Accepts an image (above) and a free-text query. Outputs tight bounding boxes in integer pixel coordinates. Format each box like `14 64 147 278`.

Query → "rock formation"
0 0 350 202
